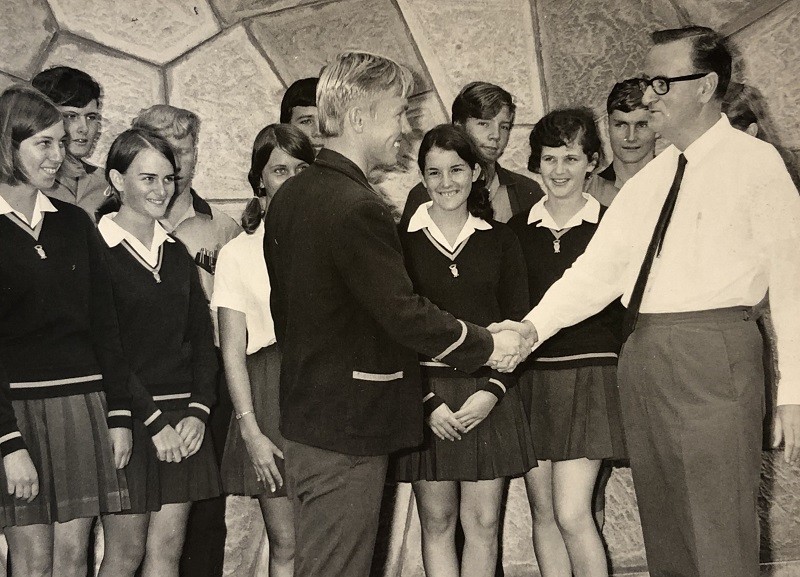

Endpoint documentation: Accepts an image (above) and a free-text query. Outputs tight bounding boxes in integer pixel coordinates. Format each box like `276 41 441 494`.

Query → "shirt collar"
407 201 492 251
98 213 175 250
0 190 58 228
678 113 731 166
527 192 601 229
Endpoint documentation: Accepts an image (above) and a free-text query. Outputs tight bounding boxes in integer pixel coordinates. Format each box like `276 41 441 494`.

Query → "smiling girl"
212 124 314 577
391 124 535 577
95 128 220 577
507 108 626 577
0 86 133 577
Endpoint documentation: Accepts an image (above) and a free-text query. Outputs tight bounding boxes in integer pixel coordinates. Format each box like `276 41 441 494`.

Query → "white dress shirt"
525 115 800 405
210 222 276 355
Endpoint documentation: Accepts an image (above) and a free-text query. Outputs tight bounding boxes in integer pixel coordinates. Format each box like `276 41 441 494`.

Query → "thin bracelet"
235 410 255 420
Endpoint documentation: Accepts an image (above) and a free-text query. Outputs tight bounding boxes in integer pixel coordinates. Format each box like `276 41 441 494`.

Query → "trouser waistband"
637 306 755 326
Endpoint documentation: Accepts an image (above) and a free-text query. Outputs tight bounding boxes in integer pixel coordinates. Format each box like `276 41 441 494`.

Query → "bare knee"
461 505 501 541
104 535 146 572
269 526 295 565
10 554 52 577
54 534 89 571
419 504 458 537
554 503 594 537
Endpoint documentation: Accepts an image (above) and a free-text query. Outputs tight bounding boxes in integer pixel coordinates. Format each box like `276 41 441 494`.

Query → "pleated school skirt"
518 365 627 462
0 392 129 527
220 344 286 498
119 408 222 512
391 376 537 482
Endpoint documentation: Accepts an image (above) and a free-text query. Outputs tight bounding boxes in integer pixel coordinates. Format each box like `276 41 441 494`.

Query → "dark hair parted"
241 123 316 234
418 124 493 221
451 82 516 125
606 78 647 115
0 85 63 186
280 78 319 123
528 107 601 173
96 128 178 220
651 26 731 99
32 66 102 109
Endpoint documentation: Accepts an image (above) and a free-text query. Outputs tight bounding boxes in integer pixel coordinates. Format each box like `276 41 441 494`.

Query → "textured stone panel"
396 0 545 124
248 0 433 91
536 0 671 113
0 72 20 93
760 452 800 561
678 0 759 30
48 0 220 65
210 0 324 25
733 0 800 150
168 25 285 201
223 495 266 576
499 126 540 183
0 0 56 79
42 36 164 168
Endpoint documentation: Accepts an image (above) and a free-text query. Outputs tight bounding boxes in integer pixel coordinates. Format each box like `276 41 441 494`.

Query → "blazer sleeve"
332 198 493 372
84 217 133 430
185 254 219 423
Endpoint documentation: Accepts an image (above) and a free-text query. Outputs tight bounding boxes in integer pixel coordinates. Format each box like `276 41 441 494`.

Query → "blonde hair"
317 51 413 137
132 104 200 142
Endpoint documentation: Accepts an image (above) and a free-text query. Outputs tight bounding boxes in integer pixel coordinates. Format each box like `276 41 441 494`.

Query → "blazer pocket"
346 370 405 437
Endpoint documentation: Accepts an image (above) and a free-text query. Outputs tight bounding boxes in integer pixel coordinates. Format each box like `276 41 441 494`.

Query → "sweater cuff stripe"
108 409 132 418
488 378 507 394
188 402 210 415
0 431 22 445
434 320 467 362
144 410 163 427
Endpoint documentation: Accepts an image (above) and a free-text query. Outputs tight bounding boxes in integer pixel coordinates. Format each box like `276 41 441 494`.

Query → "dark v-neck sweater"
102 236 218 434
0 200 133 456
508 206 624 369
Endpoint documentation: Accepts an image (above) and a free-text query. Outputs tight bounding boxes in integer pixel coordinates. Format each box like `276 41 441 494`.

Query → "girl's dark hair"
0 85 63 186
528 107 601 173
96 128 178 220
418 124 493 221
241 123 315 234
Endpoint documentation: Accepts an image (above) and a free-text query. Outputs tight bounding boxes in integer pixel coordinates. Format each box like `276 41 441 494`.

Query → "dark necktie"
622 153 687 339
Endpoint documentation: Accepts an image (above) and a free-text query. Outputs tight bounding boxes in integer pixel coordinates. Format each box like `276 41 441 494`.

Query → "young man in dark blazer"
400 81 544 227
264 51 530 577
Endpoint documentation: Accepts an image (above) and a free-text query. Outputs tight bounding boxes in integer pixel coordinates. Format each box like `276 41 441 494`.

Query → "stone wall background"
1 1 799 576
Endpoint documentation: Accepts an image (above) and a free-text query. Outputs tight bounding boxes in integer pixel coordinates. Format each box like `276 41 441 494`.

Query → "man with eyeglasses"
490 26 800 577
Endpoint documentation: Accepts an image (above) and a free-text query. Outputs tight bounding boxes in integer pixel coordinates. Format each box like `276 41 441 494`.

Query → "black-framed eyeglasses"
638 73 708 96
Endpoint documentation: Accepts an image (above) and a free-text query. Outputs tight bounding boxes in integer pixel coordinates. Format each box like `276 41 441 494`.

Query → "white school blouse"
211 222 276 355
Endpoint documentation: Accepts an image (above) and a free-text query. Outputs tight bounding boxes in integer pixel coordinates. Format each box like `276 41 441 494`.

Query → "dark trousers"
179 366 232 577
285 440 388 577
618 308 764 577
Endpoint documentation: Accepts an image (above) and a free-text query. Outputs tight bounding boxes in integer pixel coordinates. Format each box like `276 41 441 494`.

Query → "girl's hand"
152 425 187 462
427 404 465 441
242 429 284 493
453 391 498 433
109 427 133 469
175 416 206 457
3 450 39 502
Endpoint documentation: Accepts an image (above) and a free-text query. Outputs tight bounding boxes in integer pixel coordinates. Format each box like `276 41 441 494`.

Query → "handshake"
486 319 538 373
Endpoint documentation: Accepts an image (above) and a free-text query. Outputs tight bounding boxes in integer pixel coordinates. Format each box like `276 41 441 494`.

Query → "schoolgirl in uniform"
506 108 626 577
213 124 314 577
95 128 220 577
392 124 536 577
0 85 132 577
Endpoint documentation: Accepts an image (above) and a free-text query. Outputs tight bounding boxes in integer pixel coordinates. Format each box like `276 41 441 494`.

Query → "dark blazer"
264 149 493 456
399 163 545 228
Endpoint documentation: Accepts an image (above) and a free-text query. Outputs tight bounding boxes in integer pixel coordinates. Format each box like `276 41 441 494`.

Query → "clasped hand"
486 319 538 372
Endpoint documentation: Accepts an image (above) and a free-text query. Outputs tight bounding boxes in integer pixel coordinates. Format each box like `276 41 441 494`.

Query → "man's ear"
698 72 719 104
348 105 366 134
745 122 759 138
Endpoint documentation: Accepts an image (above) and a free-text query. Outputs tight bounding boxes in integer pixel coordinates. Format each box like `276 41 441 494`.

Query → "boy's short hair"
32 66 102 109
606 78 647 115
451 82 516 125
131 104 200 142
280 77 319 123
317 51 413 138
